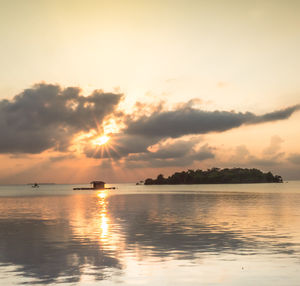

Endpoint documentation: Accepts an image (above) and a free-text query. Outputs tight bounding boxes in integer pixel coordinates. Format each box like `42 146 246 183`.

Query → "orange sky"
0 0 299 183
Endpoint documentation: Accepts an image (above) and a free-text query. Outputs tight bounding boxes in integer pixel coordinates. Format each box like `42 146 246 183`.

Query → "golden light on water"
92 135 110 146
100 213 109 238
97 191 108 199
97 190 109 240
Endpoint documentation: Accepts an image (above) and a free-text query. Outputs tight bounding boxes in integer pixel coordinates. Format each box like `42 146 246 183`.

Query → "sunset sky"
0 0 299 184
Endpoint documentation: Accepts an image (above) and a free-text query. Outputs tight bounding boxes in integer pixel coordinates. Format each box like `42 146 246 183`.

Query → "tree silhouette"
144 168 283 185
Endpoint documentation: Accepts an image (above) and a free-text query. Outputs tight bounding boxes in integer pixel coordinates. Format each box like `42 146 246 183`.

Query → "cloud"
123 140 215 168
49 154 77 162
124 105 300 139
287 153 300 165
84 133 159 159
193 144 215 161
217 81 228 88
0 83 122 153
263 135 284 155
247 156 283 167
249 105 300 124
86 134 215 168
216 137 287 170
125 108 251 138
3 82 299 174
148 139 197 159
85 103 299 167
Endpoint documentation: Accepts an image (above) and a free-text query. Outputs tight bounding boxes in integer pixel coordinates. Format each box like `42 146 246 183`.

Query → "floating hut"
73 180 116 190
91 181 105 189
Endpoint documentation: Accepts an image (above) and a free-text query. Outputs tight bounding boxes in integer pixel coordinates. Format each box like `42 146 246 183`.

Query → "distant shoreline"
27 183 56 185
144 168 283 185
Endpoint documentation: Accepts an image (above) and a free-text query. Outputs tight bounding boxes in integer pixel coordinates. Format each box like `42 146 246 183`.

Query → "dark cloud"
287 153 300 165
49 154 77 162
87 136 215 167
193 144 215 161
0 83 122 153
3 83 299 172
125 108 252 138
249 105 300 124
148 140 197 159
85 103 299 166
124 141 215 168
93 139 214 169
124 105 300 138
125 157 192 168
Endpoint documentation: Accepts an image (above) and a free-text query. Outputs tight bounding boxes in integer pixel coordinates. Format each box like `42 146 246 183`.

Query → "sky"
0 0 299 184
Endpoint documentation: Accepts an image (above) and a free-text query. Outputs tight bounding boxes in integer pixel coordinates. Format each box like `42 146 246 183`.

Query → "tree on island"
144 168 283 185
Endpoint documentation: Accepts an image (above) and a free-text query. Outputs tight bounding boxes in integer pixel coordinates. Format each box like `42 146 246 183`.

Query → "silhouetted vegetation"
144 168 283 185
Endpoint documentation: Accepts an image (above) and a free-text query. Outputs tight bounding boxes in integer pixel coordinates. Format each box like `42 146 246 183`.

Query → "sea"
0 182 300 285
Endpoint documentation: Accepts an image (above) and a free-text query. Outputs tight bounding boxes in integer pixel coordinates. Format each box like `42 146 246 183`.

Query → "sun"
92 135 110 146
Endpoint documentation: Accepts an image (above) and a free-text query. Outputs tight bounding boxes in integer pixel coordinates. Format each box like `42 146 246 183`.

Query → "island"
144 168 283 185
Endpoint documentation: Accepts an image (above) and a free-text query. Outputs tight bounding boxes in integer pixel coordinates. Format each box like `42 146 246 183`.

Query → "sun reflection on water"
97 190 109 240
97 191 108 200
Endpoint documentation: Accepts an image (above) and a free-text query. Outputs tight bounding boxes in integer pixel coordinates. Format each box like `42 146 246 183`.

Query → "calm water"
0 182 300 285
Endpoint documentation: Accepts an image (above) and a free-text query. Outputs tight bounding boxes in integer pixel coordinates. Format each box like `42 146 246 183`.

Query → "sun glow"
97 191 108 199
93 135 110 146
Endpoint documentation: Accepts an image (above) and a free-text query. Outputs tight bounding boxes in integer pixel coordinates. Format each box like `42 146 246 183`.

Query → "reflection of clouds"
0 219 121 284
0 191 300 284
0 194 123 284
107 193 300 259
108 194 253 259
